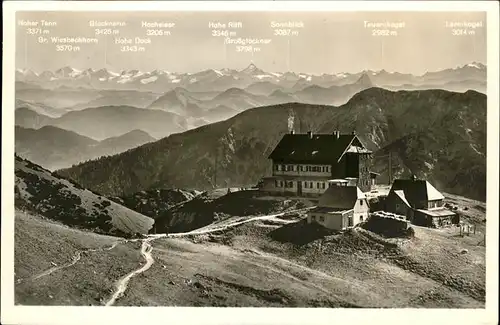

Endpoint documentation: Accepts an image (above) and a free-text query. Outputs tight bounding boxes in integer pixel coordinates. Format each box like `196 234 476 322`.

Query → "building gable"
318 185 365 210
389 178 444 209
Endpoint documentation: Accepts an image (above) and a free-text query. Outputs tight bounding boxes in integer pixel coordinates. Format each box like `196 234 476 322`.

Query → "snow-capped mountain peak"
241 63 261 74
464 62 486 70
14 63 487 94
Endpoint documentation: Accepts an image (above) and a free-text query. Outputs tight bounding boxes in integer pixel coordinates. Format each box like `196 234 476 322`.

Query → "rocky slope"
15 155 154 236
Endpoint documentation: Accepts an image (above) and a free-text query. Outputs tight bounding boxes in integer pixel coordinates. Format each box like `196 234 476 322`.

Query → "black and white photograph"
1 1 499 325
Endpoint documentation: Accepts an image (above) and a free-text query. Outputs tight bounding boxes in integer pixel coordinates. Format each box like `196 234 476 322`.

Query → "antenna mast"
214 147 217 189
388 151 392 185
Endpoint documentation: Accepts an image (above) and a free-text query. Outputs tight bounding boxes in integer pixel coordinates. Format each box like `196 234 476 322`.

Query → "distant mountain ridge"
15 105 185 140
16 125 156 170
16 62 486 94
15 62 486 137
57 87 486 202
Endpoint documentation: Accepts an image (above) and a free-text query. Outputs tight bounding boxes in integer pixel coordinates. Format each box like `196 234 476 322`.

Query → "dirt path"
104 238 157 306
32 252 82 280
169 207 313 238
23 241 121 283
104 207 313 306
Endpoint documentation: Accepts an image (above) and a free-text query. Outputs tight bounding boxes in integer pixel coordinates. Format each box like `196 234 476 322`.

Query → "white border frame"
2 2 499 325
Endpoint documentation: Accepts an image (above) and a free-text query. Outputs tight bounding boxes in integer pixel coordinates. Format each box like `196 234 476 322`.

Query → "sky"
16 11 487 75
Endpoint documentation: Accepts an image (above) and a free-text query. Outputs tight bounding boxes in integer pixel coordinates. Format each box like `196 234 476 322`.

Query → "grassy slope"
14 210 143 305
115 218 483 307
114 188 485 308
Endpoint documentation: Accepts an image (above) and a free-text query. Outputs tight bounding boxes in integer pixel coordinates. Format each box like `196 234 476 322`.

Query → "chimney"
290 130 295 135
411 174 417 181
332 130 340 139
351 130 357 135
307 131 313 139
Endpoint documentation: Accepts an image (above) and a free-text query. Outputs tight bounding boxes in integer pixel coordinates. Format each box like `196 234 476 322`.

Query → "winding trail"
25 242 121 283
104 238 158 306
33 252 82 280
104 207 313 306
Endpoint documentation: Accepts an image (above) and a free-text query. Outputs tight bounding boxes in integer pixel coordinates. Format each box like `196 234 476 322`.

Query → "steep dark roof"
318 185 365 209
269 133 367 163
389 179 444 209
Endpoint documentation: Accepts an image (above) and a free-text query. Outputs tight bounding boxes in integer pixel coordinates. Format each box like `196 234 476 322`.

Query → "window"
275 180 279 187
299 165 303 172
319 216 325 222
311 215 316 221
275 165 279 171
322 183 326 189
360 199 363 206
317 182 321 189
304 182 308 189
310 182 313 188
396 203 400 210
288 181 294 188
360 215 364 222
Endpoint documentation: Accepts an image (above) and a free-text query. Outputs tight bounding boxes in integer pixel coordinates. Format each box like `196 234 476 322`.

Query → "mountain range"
14 62 487 133
57 87 486 202
16 62 486 95
14 62 488 183
15 126 156 171
15 105 186 140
